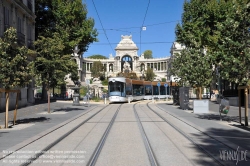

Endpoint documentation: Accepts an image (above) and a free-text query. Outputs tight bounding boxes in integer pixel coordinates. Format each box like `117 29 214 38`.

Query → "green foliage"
80 86 88 96
90 61 104 78
143 50 153 59
161 78 166 82
145 68 155 81
102 79 108 86
88 54 107 59
36 0 98 55
33 33 78 90
0 27 32 89
174 0 250 87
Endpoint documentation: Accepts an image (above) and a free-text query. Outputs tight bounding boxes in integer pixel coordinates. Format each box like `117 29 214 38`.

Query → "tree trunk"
5 92 9 128
47 90 50 113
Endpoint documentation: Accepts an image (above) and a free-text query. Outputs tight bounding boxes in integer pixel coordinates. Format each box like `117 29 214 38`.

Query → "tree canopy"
0 27 32 89
34 0 98 94
35 0 98 55
143 50 153 59
90 61 105 78
88 54 107 59
145 68 155 81
171 0 250 98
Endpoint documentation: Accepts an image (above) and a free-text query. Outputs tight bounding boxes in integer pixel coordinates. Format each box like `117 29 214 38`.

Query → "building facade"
83 35 169 82
0 0 36 110
65 35 171 97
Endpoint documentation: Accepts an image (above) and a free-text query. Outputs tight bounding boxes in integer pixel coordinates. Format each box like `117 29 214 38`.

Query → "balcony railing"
17 32 25 46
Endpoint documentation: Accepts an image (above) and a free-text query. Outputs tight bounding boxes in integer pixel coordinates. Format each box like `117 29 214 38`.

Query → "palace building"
68 35 171 84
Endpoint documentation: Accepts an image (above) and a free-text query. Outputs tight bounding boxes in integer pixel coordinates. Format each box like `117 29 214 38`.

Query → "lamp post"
216 66 221 100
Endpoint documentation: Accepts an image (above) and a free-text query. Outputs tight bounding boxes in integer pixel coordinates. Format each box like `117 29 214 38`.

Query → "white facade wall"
77 35 170 83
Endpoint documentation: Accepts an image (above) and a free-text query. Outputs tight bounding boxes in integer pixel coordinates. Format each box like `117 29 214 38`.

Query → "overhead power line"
91 41 174 45
140 0 150 56
91 0 114 54
96 20 181 31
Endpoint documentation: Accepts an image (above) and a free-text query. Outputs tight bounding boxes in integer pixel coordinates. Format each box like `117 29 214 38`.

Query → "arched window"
121 55 132 72
140 63 145 71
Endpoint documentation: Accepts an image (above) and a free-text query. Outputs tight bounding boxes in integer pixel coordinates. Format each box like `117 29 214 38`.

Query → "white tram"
108 77 173 103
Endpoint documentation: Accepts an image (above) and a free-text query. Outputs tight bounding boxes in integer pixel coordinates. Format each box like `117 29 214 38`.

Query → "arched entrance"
121 55 133 72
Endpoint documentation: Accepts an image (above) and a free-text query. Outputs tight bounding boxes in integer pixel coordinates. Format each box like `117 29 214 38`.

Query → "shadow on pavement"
190 127 250 166
11 117 50 125
53 107 85 112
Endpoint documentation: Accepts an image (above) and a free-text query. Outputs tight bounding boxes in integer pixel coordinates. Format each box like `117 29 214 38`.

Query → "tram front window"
109 81 125 96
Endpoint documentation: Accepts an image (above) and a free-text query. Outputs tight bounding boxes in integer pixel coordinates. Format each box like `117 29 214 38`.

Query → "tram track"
133 102 158 166
87 104 122 166
0 104 114 166
146 102 245 166
154 103 250 161
20 104 113 166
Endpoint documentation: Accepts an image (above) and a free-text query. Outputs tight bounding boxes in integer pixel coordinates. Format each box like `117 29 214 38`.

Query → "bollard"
104 97 107 104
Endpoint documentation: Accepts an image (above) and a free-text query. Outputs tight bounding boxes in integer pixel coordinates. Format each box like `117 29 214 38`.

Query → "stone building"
65 35 171 97
0 0 36 110
83 35 169 81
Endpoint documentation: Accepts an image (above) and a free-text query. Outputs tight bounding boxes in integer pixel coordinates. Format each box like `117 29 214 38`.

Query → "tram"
108 77 172 103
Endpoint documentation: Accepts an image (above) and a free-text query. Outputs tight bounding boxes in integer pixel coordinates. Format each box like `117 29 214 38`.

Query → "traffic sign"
157 82 161 86
164 83 168 87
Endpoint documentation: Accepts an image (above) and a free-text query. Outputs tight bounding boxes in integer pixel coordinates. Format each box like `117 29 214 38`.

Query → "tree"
91 61 105 78
35 0 98 99
0 27 33 127
145 68 155 81
213 0 250 85
143 50 153 59
88 54 107 59
173 0 228 99
33 33 78 113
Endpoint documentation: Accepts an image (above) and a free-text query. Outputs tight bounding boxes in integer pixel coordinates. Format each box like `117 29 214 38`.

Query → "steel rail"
154 103 250 161
87 104 122 166
147 102 225 166
134 103 158 166
20 104 111 166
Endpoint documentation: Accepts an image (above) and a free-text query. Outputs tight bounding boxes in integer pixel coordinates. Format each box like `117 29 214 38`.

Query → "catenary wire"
91 0 115 55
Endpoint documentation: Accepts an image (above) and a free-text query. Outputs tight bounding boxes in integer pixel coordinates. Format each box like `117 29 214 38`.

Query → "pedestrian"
66 92 68 99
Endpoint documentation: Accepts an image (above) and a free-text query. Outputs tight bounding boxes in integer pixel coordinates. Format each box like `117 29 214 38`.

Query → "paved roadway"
0 99 249 166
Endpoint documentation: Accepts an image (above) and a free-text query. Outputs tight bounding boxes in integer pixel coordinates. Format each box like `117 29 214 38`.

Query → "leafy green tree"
143 50 153 59
91 61 104 78
0 28 32 89
0 27 33 127
36 0 98 54
173 0 227 99
213 0 250 85
161 78 166 82
88 54 107 59
35 0 97 98
33 33 78 112
145 68 155 81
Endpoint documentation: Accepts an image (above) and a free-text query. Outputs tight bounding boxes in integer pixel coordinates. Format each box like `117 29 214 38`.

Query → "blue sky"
83 0 185 58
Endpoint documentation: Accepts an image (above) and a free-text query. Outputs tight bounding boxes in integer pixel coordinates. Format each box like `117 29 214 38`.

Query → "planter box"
193 100 209 113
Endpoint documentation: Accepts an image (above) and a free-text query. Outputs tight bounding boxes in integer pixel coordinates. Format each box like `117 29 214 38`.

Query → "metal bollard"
104 97 107 104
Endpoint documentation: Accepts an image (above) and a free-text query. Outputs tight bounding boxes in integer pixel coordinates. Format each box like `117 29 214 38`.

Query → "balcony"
17 32 25 46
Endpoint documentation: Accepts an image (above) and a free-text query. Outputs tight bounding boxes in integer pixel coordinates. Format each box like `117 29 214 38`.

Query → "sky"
83 0 185 58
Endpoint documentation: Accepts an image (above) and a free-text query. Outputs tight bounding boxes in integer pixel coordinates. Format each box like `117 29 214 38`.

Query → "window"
3 7 10 31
